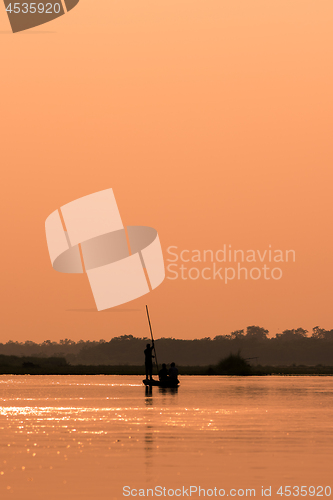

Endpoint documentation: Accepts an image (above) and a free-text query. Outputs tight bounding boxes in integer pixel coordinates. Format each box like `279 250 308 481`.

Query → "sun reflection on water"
0 376 332 499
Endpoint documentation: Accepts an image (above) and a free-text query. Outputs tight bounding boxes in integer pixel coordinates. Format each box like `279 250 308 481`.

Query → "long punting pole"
146 305 159 374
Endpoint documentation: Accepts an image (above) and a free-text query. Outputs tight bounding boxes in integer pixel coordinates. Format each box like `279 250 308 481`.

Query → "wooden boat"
143 378 180 388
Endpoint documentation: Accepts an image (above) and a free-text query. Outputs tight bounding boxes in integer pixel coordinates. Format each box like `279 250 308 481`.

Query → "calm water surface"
0 376 332 500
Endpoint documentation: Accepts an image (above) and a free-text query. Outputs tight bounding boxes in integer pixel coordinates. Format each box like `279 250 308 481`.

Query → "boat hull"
143 379 179 388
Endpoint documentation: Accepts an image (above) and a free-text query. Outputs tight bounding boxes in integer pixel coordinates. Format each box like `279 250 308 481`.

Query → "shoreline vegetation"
0 353 333 376
1 327 333 376
1 327 333 368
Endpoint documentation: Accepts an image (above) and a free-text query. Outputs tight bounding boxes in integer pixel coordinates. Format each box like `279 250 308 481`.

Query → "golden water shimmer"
0 376 332 499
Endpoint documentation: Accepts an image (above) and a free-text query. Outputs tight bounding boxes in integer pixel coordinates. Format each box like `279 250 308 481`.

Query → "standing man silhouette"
144 342 154 380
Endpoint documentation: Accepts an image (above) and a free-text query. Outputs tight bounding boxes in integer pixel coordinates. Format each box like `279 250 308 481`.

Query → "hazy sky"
1 0 332 342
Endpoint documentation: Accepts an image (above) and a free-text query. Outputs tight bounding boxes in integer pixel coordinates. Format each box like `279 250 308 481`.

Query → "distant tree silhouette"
312 326 326 339
276 328 308 341
229 330 245 340
311 326 333 341
0 325 332 366
324 330 333 341
60 338 75 345
245 326 269 340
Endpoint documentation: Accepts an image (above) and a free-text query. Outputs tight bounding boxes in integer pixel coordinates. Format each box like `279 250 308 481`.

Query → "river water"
0 376 332 500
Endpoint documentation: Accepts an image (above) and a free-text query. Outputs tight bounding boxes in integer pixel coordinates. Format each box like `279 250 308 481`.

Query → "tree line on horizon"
0 326 333 366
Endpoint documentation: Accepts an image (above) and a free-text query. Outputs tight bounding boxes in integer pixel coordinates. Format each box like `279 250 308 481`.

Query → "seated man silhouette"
144 342 154 380
169 362 179 381
158 363 169 382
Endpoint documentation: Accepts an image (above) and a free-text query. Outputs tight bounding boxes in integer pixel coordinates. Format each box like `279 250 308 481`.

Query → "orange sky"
0 0 332 343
